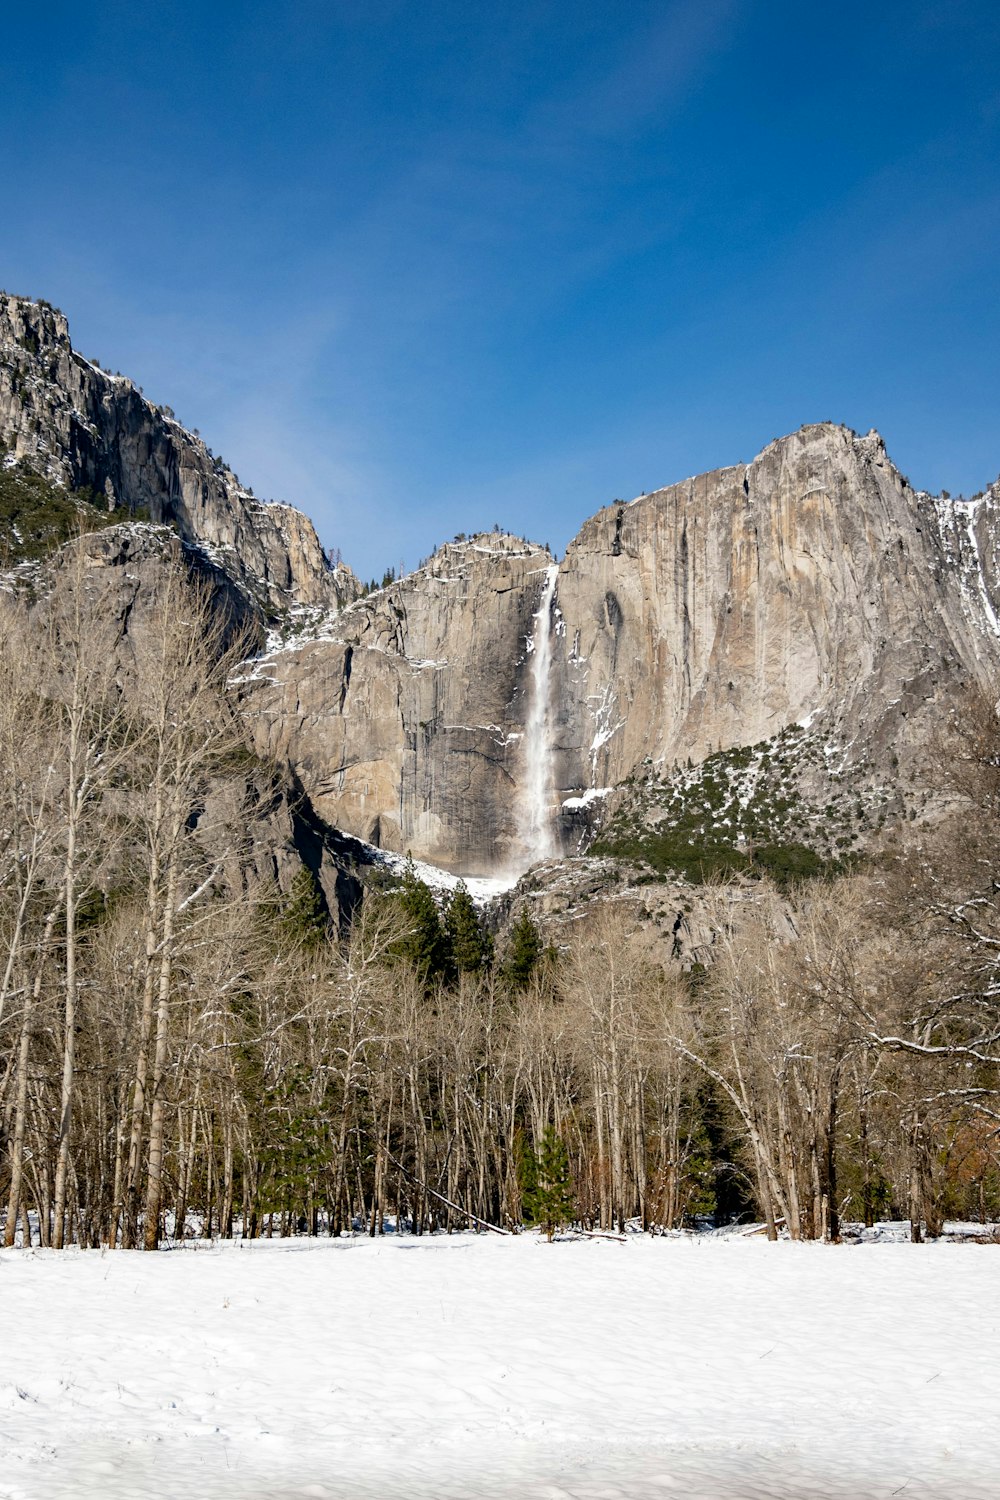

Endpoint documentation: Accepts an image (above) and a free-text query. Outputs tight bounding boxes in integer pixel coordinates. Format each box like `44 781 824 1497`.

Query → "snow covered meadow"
3 1230 999 1500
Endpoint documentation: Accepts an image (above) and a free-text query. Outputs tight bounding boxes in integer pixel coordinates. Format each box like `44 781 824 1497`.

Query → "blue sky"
5 1 1000 578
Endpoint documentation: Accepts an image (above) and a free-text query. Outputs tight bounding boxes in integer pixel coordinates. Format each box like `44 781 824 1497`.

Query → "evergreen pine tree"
502 906 542 989
515 1128 538 1212
521 1125 575 1241
394 862 451 984
444 881 493 974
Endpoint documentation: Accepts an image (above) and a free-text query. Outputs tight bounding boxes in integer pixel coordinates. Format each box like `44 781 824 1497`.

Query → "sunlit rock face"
0 294 356 612
552 423 1000 793
243 425 1000 873
7 293 1000 877
245 536 558 875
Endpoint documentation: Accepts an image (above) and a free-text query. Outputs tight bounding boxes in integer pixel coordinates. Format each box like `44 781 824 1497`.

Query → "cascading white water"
517 563 559 868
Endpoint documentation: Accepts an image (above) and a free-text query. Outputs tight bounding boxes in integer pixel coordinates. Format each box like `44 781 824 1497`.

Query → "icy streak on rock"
960 498 1000 638
518 563 559 868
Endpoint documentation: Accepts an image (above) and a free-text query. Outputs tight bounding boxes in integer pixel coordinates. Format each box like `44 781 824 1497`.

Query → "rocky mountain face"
4 295 1000 887
12 520 366 924
556 426 1000 780
0 294 356 613
241 425 1000 873
245 536 557 873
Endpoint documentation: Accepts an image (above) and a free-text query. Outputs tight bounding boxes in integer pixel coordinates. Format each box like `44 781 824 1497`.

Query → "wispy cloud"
521 0 741 152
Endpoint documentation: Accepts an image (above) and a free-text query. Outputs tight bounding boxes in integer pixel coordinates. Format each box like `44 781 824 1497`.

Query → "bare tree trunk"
824 1068 841 1243
221 1112 235 1239
52 744 81 1250
775 1089 801 1240
174 1071 201 1242
908 1112 925 1243
143 851 179 1250
3 1006 33 1248
5 907 58 1248
120 885 161 1247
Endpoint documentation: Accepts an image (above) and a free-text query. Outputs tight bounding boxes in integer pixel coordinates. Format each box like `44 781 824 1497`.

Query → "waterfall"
518 563 559 867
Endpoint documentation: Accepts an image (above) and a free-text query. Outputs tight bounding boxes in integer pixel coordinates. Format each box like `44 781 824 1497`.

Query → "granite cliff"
4 294 1000 885
245 535 557 873
0 294 355 613
242 426 1000 873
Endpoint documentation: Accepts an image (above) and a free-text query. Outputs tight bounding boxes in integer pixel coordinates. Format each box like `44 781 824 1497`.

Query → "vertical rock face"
0 294 355 612
551 425 1000 797
244 425 1000 873
245 537 557 874
5 293 1000 878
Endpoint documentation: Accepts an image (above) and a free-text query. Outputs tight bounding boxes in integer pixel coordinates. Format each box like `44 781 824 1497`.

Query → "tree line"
1 543 999 1249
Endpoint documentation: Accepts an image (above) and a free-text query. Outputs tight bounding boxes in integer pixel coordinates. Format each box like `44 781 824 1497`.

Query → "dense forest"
1 537 999 1251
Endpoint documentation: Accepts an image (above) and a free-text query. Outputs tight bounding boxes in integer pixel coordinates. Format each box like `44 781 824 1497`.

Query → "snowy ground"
2 1231 999 1500
370 845 520 902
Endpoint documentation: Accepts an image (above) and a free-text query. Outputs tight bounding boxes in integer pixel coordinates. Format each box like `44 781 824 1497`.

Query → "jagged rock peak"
0 292 358 613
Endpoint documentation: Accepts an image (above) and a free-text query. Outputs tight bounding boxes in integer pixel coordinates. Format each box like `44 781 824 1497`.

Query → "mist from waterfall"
517 563 559 869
